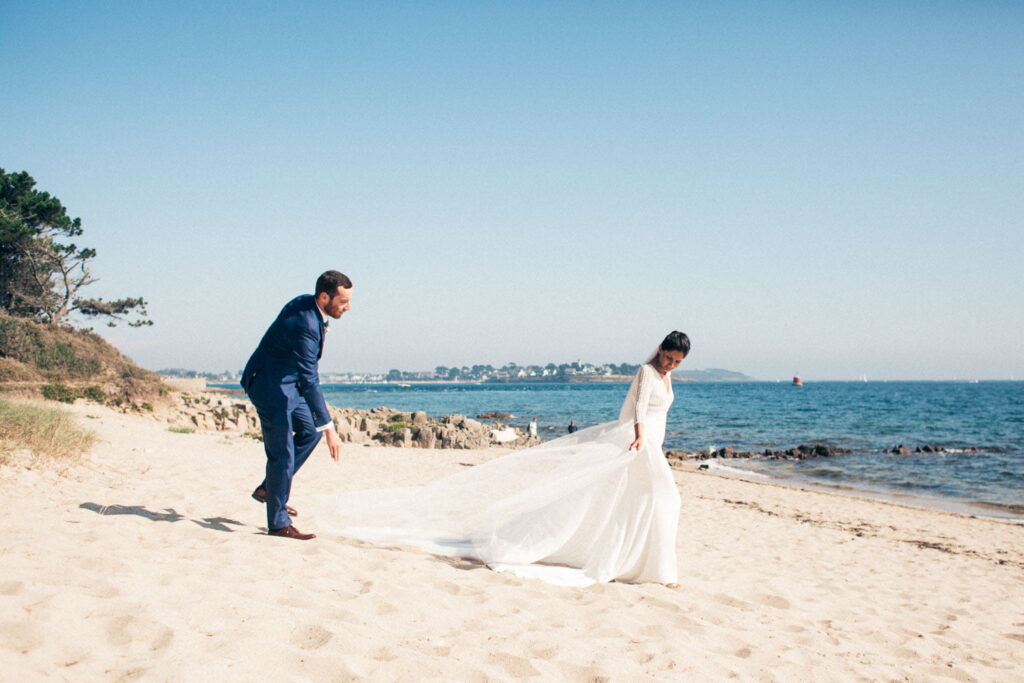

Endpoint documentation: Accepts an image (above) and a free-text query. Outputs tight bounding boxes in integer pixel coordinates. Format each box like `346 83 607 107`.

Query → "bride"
316 331 690 588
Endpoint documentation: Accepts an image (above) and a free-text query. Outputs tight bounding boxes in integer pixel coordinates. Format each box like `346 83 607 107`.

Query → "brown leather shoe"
252 487 298 516
268 525 316 540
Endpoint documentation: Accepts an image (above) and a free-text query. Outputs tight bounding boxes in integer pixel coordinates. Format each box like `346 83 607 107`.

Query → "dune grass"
0 397 96 465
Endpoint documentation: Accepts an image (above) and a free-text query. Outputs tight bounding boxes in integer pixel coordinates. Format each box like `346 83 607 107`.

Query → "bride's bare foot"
664 582 680 591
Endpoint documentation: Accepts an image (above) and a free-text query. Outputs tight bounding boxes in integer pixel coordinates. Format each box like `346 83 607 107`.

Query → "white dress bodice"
619 363 675 442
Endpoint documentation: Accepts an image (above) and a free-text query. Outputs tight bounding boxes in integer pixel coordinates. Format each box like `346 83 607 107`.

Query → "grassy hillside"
0 311 164 406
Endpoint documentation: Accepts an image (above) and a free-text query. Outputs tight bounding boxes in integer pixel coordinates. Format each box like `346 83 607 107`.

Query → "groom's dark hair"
316 270 352 296
661 331 690 357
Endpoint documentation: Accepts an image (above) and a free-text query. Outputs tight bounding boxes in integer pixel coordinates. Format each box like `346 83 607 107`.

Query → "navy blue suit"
241 294 332 530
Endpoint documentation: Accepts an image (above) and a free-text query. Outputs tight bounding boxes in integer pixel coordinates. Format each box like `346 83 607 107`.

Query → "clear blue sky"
3 1 1021 380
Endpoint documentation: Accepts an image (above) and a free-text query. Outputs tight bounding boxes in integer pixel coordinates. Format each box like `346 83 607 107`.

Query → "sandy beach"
2 401 1022 681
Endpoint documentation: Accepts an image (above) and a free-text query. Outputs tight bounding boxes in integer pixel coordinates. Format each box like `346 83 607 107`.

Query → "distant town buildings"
390 361 640 383
158 368 241 383
158 362 750 384
156 361 634 384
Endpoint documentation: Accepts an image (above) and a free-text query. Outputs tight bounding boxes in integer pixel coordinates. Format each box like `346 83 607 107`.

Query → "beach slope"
1 403 1021 680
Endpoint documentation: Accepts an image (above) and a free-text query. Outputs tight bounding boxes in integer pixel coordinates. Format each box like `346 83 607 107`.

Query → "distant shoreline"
319 376 711 386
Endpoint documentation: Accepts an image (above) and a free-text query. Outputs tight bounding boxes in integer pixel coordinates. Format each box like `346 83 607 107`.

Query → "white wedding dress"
316 365 681 587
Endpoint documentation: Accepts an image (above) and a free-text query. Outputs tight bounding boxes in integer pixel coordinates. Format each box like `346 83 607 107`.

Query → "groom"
241 270 352 540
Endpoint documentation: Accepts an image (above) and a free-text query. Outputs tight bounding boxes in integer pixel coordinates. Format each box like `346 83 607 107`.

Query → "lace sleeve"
633 365 655 426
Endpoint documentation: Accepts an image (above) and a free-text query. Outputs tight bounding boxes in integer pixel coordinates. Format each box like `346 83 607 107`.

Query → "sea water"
318 380 1023 518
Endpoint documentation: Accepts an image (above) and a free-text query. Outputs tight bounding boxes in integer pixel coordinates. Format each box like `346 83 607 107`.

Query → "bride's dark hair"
660 331 690 357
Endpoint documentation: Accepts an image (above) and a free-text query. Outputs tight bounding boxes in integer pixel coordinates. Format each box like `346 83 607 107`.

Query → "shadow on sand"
79 502 245 533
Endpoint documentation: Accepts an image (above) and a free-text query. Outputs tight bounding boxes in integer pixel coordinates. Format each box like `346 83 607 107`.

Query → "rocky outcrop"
666 443 849 462
343 411 539 449
160 393 261 433
668 442 983 465
890 444 980 456
159 393 539 449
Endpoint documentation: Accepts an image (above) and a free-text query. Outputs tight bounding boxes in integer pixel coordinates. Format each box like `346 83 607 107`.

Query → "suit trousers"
252 391 323 530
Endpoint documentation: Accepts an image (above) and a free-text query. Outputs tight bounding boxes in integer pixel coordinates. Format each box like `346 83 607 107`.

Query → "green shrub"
42 383 79 403
34 342 101 377
167 426 195 434
384 421 412 433
82 385 106 402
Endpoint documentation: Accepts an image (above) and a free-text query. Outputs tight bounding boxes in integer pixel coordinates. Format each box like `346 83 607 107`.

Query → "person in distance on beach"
319 330 691 589
240 270 352 540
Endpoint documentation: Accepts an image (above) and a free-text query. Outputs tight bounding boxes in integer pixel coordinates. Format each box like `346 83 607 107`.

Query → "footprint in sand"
373 646 399 662
290 624 333 651
106 614 136 647
325 607 360 624
150 624 175 651
527 642 559 659
488 651 543 677
639 623 667 638
87 582 120 599
556 662 611 681
277 593 314 609
639 595 682 612
713 593 753 610
421 638 452 657
371 597 399 616
105 613 174 652
0 581 24 595
922 664 975 682
755 593 791 610
2 619 42 654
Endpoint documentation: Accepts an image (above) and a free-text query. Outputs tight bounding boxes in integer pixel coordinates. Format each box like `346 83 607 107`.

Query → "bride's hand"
628 437 643 452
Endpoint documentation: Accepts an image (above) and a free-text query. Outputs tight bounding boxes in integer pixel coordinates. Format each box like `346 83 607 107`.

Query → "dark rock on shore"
762 444 848 460
666 443 848 462
890 444 981 456
668 442 988 465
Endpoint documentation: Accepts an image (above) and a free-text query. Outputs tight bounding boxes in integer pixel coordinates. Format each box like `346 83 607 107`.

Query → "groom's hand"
325 428 343 462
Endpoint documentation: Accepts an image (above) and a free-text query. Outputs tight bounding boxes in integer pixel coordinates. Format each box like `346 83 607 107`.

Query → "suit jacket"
241 294 332 428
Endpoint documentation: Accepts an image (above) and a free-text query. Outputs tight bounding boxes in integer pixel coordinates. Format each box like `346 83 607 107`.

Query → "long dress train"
315 365 681 587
